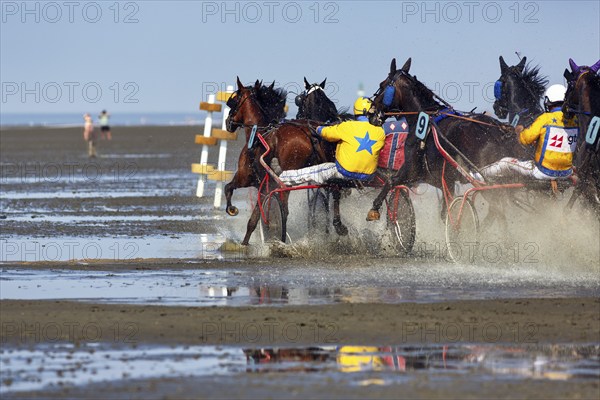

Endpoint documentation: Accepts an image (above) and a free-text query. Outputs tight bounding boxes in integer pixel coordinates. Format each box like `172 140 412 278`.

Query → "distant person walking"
83 113 97 158
99 110 111 140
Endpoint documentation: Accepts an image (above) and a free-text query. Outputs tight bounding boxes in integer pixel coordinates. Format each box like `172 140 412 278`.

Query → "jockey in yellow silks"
481 84 579 180
277 97 385 186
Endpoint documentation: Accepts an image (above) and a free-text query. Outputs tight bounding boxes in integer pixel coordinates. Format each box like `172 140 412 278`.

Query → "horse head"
493 56 546 125
226 77 287 136
295 77 339 122
372 58 441 121
563 58 600 120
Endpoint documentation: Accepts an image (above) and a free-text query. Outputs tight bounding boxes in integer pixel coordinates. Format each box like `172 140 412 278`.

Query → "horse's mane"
256 84 287 122
519 63 548 99
401 72 443 109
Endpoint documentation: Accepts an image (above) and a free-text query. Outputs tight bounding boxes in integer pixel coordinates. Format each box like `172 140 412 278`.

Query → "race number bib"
545 126 578 153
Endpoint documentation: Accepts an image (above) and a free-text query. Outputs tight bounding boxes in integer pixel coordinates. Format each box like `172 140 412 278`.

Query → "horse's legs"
331 188 348 236
368 181 392 221
281 192 290 242
241 200 261 245
225 150 254 216
224 174 240 216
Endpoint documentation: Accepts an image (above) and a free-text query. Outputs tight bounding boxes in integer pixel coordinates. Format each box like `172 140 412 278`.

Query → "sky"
1 0 599 118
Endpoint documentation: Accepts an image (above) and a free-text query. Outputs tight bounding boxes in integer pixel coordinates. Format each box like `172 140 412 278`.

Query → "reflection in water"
2 269 597 306
199 285 411 306
244 344 600 380
1 343 597 394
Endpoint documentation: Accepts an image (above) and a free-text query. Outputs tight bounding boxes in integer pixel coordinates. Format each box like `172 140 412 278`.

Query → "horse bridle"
493 67 541 122
295 83 324 107
226 86 270 130
374 70 454 115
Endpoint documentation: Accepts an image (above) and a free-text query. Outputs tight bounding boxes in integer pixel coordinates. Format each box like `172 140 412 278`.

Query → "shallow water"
1 262 598 306
0 234 225 262
1 342 598 394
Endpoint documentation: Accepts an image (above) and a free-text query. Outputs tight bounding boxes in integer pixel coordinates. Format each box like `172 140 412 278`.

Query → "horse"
563 58 600 212
493 55 547 128
225 78 345 245
224 77 287 218
367 58 526 227
293 78 357 235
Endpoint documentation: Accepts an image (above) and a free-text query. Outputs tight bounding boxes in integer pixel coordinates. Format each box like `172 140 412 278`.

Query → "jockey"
480 84 579 181
274 97 385 186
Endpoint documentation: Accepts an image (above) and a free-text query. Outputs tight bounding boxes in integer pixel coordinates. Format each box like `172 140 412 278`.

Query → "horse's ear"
591 60 600 73
401 58 411 73
269 81 275 90
516 56 527 72
254 79 261 91
569 58 580 73
563 68 573 81
304 77 310 89
390 58 397 75
499 56 508 72
236 76 244 90
320 78 327 88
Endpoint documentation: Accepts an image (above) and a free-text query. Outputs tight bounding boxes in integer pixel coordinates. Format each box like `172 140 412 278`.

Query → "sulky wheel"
386 188 416 254
445 196 479 263
260 194 286 243
307 188 330 234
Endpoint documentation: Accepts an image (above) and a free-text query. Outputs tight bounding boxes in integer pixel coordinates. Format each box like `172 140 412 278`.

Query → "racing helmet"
353 97 372 116
544 84 566 104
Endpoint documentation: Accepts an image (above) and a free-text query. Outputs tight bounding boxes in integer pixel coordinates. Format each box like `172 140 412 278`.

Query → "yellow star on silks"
355 132 377 154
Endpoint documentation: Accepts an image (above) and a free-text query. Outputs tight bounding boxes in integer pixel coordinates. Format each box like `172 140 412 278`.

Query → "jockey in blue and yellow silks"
518 107 578 176
277 97 385 186
481 84 579 181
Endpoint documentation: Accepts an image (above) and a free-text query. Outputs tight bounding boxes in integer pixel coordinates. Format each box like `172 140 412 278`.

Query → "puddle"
1 265 598 306
1 343 598 394
0 344 246 394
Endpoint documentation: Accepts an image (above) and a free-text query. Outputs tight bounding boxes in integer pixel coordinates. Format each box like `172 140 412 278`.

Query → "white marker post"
196 94 215 197
213 85 234 208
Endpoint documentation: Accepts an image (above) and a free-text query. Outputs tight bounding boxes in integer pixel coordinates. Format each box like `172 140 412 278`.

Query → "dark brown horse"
563 58 600 212
225 78 340 245
493 55 547 128
368 58 526 224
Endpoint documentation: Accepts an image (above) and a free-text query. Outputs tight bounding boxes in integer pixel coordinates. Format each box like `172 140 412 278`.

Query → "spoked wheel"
445 196 479 263
386 188 416 254
307 188 330 234
260 194 286 243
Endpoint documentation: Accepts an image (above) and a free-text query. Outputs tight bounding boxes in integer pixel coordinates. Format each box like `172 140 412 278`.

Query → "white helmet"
544 84 566 104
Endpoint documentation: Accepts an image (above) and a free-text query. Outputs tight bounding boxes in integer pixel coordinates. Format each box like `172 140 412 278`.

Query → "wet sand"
1 126 599 399
2 297 599 346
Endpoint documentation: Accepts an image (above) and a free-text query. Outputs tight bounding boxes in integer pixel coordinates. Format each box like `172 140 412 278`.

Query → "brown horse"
563 58 600 213
225 78 339 245
224 77 287 217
